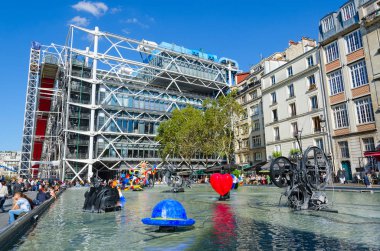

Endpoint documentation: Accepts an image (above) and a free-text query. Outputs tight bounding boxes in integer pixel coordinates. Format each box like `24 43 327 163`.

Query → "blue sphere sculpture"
142 199 195 227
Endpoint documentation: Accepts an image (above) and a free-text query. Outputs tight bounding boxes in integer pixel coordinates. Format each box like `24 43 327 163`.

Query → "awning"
364 151 380 161
204 164 238 173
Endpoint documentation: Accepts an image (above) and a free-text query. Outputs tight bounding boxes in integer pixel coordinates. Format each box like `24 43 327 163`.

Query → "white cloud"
72 1 108 17
121 28 131 35
110 7 122 14
125 18 138 24
68 16 90 27
124 18 149 28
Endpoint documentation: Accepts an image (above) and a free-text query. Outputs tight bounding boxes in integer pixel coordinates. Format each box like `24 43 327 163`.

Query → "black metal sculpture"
83 178 121 213
270 132 333 211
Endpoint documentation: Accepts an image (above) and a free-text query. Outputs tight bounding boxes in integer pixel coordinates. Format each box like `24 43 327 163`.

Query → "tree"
156 91 243 169
156 106 204 168
203 90 243 164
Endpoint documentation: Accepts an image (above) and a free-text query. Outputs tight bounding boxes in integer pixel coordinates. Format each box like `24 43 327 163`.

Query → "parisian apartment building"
318 0 380 178
0 151 21 171
261 38 330 160
234 62 267 168
233 0 380 179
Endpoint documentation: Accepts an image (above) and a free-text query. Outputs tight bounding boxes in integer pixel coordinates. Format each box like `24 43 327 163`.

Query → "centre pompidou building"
20 26 239 182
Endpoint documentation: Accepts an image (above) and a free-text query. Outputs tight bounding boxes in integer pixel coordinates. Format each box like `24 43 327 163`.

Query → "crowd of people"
0 176 60 224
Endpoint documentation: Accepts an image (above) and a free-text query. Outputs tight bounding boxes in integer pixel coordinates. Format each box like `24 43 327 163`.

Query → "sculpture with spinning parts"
269 132 334 211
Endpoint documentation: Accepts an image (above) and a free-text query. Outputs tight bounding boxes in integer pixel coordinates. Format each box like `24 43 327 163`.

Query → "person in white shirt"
8 192 31 224
0 181 9 212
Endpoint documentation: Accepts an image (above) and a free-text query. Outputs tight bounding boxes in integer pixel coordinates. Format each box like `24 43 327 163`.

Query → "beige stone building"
318 0 380 180
261 38 331 161
359 0 380 140
234 63 267 168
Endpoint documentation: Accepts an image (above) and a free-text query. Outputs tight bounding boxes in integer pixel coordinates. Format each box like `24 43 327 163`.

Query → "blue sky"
0 0 345 151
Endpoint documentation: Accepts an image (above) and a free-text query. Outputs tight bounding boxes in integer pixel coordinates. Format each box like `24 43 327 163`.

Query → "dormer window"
322 15 334 33
341 2 355 21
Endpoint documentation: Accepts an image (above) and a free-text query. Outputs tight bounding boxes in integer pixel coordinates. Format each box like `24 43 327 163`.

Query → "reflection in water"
12 186 380 250
211 203 236 247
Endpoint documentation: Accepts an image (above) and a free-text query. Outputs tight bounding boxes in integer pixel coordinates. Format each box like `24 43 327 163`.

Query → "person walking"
0 181 9 212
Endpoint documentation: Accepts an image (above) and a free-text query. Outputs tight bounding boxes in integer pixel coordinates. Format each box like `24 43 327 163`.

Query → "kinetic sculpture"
210 173 233 200
83 178 121 213
142 199 195 231
270 133 334 211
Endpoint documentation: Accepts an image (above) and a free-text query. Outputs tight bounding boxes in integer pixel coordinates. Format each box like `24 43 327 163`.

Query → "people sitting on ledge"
34 186 50 205
8 192 31 224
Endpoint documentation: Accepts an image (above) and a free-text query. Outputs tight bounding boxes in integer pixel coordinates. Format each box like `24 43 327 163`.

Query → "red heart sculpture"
210 173 233 196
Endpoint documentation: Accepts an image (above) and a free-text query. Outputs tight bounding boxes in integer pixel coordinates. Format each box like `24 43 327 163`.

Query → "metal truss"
25 26 239 182
20 43 67 179
20 45 41 177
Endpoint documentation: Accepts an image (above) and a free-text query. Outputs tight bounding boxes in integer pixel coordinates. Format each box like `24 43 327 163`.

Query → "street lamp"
319 114 327 153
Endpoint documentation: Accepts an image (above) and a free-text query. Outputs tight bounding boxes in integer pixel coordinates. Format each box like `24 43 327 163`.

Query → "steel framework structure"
21 26 239 181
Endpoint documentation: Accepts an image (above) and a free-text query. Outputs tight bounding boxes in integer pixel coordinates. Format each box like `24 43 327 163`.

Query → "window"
274 145 281 152
252 135 261 147
310 96 318 110
307 56 314 67
363 138 375 151
321 15 335 33
288 84 295 98
274 127 280 141
308 75 316 89
291 122 298 136
312 116 322 133
251 105 259 116
271 92 277 104
355 97 374 124
242 109 248 120
272 109 278 122
350 60 368 88
341 2 355 21
238 141 242 149
332 104 349 128
243 139 249 148
325 42 340 63
255 152 262 161
253 119 260 131
328 70 344 95
289 103 297 117
292 141 300 150
287 67 293 77
315 138 324 151
271 75 276 85
250 90 258 99
345 30 362 54
241 95 247 103
339 141 350 158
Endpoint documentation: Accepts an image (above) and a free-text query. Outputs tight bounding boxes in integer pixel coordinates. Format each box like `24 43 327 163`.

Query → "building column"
88 26 99 182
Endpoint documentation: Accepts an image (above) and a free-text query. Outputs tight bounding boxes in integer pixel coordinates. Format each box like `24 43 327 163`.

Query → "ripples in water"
11 186 380 250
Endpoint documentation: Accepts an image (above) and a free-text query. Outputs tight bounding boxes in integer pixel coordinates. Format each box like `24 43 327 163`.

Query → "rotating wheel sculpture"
270 145 332 211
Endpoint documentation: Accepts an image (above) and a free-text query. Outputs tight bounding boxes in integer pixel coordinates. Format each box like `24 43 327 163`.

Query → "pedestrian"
13 178 24 194
363 173 372 188
8 192 31 224
0 181 9 212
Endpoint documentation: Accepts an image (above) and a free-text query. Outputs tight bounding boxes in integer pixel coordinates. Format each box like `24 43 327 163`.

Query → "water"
12 186 380 250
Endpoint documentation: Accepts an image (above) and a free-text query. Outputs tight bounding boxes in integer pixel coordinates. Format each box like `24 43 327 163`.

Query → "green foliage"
289 148 301 156
272 151 282 158
156 106 204 162
156 91 243 165
232 169 241 177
